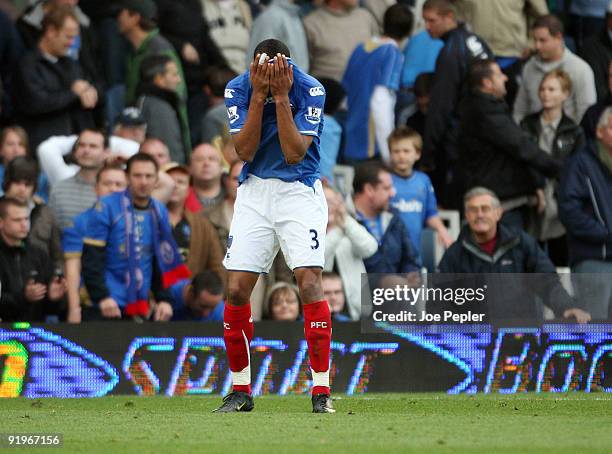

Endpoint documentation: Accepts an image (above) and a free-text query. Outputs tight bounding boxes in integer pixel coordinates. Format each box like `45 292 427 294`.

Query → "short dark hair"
191 271 225 296
41 5 78 34
353 162 388 194
414 72 434 97
532 14 564 36
468 59 497 91
96 162 126 184
126 152 159 174
3 157 38 193
253 39 291 59
319 78 344 115
0 197 28 219
140 55 173 84
205 66 238 98
77 128 110 150
383 3 413 41
422 0 458 17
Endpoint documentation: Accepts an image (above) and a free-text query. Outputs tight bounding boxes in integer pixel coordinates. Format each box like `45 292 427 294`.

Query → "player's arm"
231 54 270 162
81 202 112 305
64 256 82 323
270 54 313 164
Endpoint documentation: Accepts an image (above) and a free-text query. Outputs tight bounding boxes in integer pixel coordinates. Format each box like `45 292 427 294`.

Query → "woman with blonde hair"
521 69 585 265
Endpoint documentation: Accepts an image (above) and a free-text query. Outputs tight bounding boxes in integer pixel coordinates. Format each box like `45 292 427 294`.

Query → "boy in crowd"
388 126 452 262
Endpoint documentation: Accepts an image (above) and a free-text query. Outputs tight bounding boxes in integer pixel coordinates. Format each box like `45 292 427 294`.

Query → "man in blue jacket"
352 162 419 274
559 107 612 320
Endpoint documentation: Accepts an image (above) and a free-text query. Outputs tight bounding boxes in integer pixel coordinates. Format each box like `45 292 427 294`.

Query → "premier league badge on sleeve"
305 107 322 124
227 106 240 124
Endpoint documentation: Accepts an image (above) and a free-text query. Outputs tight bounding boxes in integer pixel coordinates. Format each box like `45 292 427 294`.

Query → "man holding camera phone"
0 197 66 322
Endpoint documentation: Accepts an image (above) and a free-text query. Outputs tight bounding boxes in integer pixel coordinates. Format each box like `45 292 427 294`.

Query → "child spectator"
388 126 452 261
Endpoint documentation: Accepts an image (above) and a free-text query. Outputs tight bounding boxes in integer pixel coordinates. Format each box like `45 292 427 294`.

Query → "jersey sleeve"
224 77 249 134
83 200 112 247
294 80 326 137
62 211 88 257
378 47 403 91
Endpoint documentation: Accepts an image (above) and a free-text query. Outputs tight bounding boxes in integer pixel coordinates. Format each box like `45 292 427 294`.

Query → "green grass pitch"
2 394 611 453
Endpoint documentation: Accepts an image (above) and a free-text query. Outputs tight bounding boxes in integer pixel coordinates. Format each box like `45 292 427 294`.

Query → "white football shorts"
223 175 328 273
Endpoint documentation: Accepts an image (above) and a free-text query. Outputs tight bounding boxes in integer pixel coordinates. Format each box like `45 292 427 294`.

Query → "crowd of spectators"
0 0 610 324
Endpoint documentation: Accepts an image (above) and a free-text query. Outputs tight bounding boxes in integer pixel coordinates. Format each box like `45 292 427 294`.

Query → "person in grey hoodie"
514 14 596 123
247 0 309 71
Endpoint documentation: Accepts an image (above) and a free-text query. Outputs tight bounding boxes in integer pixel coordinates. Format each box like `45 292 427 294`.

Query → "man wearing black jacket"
458 59 561 229
438 187 590 325
421 0 492 208
137 55 190 164
0 197 65 322
16 0 100 87
13 5 100 149
560 107 612 320
155 0 227 142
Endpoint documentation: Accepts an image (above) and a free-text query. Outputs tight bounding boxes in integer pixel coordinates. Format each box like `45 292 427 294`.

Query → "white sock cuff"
311 368 330 388
232 365 251 386
231 330 251 386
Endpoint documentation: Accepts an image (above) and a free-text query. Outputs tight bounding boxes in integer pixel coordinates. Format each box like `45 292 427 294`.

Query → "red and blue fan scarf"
120 190 191 317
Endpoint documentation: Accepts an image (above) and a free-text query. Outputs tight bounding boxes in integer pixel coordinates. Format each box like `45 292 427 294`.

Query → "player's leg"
275 179 334 412
215 176 278 412
293 267 335 413
214 271 259 413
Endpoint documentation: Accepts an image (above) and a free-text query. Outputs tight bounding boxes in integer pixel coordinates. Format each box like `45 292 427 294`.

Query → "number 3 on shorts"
309 229 319 250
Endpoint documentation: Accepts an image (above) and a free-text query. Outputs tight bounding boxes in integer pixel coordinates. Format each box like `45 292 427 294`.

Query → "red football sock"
223 303 254 394
303 300 332 396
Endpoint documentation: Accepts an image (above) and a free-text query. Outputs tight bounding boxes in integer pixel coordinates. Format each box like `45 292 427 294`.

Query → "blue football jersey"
62 207 92 256
342 39 404 161
85 192 155 309
224 60 326 187
391 171 438 258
